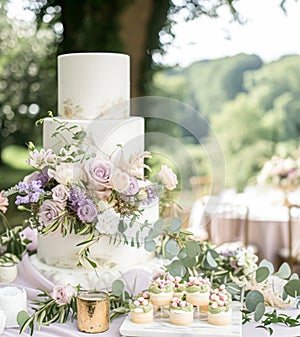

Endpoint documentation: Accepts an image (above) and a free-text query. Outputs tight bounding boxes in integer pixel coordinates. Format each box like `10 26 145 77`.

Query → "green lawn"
0 145 33 227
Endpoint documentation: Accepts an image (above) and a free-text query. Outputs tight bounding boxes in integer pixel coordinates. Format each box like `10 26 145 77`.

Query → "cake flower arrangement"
257 155 300 189
4 118 178 266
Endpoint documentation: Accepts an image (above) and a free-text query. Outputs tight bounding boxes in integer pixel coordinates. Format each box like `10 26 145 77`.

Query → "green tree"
0 0 59 164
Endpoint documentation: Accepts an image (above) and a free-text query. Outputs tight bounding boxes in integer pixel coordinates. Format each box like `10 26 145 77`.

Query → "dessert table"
1 255 300 337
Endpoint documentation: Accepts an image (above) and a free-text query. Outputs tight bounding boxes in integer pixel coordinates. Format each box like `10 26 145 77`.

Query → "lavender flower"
123 177 139 196
69 186 87 211
15 180 45 205
77 199 98 223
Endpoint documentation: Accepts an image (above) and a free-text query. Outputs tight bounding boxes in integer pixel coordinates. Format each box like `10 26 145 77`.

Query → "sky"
156 0 300 67
7 0 300 67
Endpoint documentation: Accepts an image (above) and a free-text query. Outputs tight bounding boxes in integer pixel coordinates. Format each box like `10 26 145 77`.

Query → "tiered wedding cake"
31 53 161 287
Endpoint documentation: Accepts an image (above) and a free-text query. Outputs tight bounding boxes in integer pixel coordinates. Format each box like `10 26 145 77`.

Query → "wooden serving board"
119 302 242 337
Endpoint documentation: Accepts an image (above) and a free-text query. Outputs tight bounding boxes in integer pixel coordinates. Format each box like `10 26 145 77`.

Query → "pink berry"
218 300 225 307
142 300 148 306
171 302 178 308
133 300 140 306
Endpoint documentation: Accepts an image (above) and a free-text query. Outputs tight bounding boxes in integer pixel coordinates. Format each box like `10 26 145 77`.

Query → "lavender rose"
52 184 70 202
19 227 38 251
123 176 139 196
77 199 98 223
39 200 65 227
84 158 112 190
157 165 178 191
51 285 75 306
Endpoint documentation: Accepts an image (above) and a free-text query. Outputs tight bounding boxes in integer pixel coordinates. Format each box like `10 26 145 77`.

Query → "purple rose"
123 177 139 196
51 285 75 306
84 158 112 191
39 200 65 227
77 199 98 223
19 227 38 251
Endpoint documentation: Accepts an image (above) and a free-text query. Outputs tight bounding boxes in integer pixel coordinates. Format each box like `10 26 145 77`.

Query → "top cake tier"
58 53 130 120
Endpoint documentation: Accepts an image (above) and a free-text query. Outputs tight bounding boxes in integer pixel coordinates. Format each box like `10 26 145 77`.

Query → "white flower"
110 169 130 193
48 163 82 185
157 165 178 190
26 149 57 169
98 200 109 212
96 208 120 235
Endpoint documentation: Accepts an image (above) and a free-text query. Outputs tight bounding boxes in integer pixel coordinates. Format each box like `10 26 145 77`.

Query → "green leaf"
290 273 299 280
168 260 186 277
255 267 270 283
144 239 156 252
259 259 274 275
178 247 187 260
283 279 300 298
164 239 180 259
180 257 196 268
275 262 291 279
170 218 182 234
112 280 125 297
245 290 264 312
254 302 265 321
226 282 241 296
185 240 200 257
206 250 218 268
72 130 87 141
17 310 30 327
146 228 160 240
153 219 163 233
118 220 127 233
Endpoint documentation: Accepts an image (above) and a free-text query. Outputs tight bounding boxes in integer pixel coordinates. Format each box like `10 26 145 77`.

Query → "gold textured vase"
76 290 109 333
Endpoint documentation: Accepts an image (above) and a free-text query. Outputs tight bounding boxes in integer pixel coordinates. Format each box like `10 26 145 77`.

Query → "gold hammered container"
76 290 109 333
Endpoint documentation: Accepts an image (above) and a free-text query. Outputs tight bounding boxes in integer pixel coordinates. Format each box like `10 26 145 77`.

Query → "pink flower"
26 149 57 169
39 200 65 227
157 165 178 191
51 285 75 306
52 184 70 202
84 158 112 191
19 227 38 251
110 169 130 193
0 191 8 214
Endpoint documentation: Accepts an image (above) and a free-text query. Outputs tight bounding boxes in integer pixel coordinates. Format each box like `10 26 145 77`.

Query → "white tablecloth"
1 255 300 337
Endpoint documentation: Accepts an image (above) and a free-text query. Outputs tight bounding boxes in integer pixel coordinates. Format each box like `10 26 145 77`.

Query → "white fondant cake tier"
43 116 144 158
37 199 159 269
58 53 130 119
30 254 163 290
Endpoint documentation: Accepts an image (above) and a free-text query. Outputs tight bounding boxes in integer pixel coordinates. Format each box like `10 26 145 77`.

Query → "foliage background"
0 0 299 227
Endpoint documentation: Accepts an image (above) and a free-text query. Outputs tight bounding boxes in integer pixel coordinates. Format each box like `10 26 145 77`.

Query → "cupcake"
130 292 153 324
208 284 232 326
185 276 211 312
169 297 194 325
149 278 173 307
169 276 185 298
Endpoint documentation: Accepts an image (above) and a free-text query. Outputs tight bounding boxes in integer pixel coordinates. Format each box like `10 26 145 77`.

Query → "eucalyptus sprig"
17 286 79 336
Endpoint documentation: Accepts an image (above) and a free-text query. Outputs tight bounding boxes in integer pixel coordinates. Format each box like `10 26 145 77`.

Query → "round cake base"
29 254 164 290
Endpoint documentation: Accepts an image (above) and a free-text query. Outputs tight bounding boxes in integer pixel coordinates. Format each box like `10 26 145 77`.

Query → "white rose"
96 208 120 235
110 169 130 193
48 163 82 185
157 165 178 190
